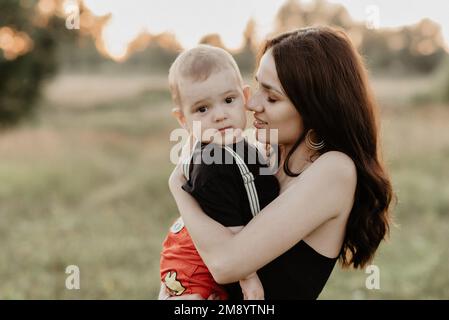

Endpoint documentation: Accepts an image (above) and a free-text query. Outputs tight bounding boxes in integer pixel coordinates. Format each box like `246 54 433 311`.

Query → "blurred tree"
359 29 393 71
360 19 447 75
274 0 352 35
439 57 449 102
0 0 66 127
55 6 109 73
199 26 257 75
406 19 447 74
242 18 257 50
272 0 448 76
199 34 226 49
275 0 305 33
234 18 257 74
124 32 181 73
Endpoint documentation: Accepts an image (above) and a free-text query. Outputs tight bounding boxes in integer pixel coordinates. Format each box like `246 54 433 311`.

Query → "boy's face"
173 68 249 144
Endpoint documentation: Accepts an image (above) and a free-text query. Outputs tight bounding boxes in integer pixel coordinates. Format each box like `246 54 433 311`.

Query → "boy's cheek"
184 119 206 142
238 111 248 128
182 114 195 130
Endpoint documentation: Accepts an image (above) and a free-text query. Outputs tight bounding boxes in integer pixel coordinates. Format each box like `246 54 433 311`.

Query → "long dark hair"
258 26 394 269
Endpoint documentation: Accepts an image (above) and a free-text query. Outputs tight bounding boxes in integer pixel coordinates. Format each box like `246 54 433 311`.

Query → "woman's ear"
242 85 251 104
171 107 187 129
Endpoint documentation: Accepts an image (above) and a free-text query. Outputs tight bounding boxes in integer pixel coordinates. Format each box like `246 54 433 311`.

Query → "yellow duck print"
164 271 186 296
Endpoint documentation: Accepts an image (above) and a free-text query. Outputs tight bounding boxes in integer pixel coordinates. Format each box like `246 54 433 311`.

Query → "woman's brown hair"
258 26 394 269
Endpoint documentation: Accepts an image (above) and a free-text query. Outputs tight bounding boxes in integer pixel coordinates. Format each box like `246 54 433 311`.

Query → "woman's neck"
275 142 318 187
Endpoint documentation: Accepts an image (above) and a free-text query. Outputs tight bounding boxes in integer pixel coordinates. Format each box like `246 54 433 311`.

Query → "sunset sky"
80 0 449 59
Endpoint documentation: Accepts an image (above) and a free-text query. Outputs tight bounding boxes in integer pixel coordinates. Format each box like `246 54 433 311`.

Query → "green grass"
1 73 448 299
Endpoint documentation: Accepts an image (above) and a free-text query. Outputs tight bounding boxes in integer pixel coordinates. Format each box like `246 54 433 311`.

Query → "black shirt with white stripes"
182 138 280 227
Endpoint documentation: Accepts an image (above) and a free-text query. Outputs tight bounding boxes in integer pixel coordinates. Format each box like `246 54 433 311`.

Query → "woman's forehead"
256 50 284 94
257 51 278 83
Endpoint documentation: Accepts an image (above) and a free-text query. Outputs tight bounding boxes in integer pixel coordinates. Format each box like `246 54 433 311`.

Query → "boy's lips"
218 126 233 132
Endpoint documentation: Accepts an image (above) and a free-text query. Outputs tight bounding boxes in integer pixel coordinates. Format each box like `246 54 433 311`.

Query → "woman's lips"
253 117 268 129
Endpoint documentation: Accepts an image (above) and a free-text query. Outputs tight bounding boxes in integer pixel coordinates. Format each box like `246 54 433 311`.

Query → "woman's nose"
246 94 264 113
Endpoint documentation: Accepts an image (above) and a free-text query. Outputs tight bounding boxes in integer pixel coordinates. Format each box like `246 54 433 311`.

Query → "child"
159 45 279 300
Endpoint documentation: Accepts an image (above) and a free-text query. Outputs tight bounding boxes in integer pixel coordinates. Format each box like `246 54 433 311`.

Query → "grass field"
1 73 448 299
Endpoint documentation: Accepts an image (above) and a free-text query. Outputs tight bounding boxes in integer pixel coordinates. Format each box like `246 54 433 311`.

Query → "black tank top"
225 240 338 300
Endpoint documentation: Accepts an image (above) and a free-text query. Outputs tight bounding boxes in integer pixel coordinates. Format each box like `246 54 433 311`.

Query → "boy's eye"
197 106 208 113
225 97 235 104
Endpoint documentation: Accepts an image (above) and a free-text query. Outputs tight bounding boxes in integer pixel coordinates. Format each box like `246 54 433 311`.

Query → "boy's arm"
228 226 264 300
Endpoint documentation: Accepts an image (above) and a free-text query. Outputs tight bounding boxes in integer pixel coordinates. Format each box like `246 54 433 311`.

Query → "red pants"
160 217 228 299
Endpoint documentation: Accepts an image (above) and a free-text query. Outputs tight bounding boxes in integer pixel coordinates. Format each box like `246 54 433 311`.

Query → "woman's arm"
169 151 357 284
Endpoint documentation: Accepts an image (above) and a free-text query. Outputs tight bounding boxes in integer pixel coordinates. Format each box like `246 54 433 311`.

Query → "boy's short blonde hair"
168 44 243 108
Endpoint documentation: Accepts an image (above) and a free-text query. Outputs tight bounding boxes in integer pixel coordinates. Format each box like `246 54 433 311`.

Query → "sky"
79 0 449 59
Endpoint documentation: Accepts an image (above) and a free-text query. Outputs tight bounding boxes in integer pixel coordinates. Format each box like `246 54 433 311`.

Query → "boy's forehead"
178 68 241 105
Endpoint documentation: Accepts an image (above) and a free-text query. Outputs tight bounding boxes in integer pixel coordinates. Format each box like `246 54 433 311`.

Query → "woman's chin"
255 127 272 144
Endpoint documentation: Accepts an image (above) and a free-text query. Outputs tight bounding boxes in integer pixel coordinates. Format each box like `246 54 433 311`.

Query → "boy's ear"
242 85 251 104
171 107 187 128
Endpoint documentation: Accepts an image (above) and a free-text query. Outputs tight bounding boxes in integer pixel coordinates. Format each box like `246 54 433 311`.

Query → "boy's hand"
239 272 264 300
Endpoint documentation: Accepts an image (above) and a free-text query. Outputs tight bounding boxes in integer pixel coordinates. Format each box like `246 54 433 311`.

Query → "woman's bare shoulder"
314 151 357 180
296 151 357 202
312 151 357 212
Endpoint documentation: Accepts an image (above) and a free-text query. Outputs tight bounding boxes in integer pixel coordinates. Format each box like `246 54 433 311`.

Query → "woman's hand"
168 161 186 194
168 133 194 192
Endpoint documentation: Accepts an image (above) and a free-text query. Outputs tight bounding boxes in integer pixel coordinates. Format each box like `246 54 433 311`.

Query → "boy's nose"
213 107 227 122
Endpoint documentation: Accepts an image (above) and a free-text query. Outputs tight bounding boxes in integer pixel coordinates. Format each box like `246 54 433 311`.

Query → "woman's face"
247 50 303 146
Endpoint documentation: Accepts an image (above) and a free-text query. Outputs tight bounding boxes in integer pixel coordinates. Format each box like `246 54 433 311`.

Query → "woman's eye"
267 97 277 103
197 106 208 113
225 97 235 104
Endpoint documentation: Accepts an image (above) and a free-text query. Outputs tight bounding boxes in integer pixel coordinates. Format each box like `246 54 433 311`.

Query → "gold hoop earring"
305 130 325 151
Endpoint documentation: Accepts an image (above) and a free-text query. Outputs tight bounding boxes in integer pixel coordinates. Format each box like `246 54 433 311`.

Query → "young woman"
162 26 394 300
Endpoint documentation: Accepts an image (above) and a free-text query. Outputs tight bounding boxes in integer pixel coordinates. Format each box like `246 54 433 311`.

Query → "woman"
162 26 394 300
